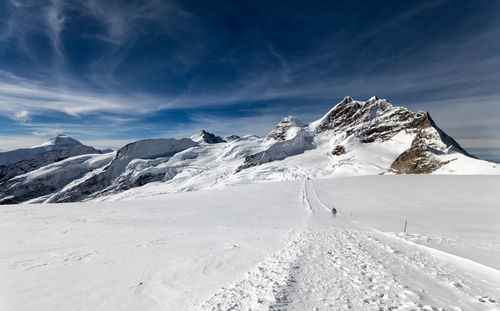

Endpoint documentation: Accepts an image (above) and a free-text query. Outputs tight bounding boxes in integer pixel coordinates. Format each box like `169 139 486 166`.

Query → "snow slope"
1 175 499 310
0 134 99 166
0 153 115 204
0 135 105 189
1 97 500 204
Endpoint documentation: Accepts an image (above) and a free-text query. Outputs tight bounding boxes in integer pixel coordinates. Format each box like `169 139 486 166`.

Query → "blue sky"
0 0 499 159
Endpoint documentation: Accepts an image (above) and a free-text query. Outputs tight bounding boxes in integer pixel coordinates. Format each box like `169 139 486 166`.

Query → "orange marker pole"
404 220 408 233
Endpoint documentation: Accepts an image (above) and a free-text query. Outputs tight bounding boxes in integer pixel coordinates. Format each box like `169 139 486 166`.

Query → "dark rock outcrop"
387 134 456 174
332 145 346 156
316 96 432 143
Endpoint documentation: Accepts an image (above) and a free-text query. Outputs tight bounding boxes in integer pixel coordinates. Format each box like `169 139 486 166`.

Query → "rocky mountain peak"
343 96 353 103
190 130 226 144
316 96 437 143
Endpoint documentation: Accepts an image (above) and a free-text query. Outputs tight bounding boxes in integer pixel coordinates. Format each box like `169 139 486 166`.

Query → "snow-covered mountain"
0 97 498 204
0 135 107 187
44 138 198 203
190 130 226 144
0 134 97 165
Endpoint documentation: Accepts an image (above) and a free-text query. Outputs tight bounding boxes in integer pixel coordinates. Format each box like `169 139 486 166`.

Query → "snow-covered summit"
190 130 226 144
0 134 100 167
266 116 307 142
35 134 84 150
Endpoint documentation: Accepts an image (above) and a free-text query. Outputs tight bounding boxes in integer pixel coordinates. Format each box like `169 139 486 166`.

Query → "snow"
35 134 84 150
313 175 500 270
190 130 226 144
1 175 500 310
0 181 307 311
0 135 86 166
2 98 500 205
107 138 197 180
0 147 49 166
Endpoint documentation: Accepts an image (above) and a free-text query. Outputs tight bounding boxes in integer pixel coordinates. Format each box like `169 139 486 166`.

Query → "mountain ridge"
0 97 498 204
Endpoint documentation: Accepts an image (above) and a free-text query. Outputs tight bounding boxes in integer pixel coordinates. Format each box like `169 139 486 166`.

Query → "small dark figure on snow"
331 207 337 216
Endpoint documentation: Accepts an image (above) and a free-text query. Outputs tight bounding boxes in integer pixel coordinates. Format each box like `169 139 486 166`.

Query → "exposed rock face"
332 145 346 156
387 134 455 174
316 96 432 143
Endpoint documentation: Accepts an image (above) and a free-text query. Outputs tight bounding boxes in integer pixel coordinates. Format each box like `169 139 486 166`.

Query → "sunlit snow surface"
1 176 500 311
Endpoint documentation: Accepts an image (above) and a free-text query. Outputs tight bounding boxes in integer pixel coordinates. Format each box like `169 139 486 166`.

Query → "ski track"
194 179 500 311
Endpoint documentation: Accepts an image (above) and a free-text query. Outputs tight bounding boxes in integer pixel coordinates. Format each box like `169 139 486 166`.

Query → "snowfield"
1 175 499 311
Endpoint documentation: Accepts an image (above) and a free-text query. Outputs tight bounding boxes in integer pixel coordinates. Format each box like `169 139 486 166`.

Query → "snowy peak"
236 116 313 173
0 134 98 167
37 134 84 151
314 96 475 173
266 116 307 142
190 130 226 144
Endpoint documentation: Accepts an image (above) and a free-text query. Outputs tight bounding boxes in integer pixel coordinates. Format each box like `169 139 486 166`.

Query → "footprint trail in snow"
194 179 500 311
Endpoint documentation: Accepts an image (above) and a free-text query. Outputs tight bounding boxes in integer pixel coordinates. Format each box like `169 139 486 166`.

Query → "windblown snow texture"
2 176 500 310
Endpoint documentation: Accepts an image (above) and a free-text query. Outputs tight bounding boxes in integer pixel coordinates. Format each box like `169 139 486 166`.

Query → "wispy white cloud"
15 110 30 123
45 0 66 56
7 0 21 8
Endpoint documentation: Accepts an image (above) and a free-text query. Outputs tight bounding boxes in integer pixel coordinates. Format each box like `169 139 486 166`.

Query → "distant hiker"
331 207 337 216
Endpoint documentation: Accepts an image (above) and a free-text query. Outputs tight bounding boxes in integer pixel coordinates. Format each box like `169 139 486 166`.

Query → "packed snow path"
195 179 500 311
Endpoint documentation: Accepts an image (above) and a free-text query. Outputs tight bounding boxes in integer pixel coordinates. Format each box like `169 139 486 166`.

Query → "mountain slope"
0 135 92 166
0 135 106 184
235 96 481 175
0 97 498 204
0 153 114 204
236 116 313 173
46 138 198 202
